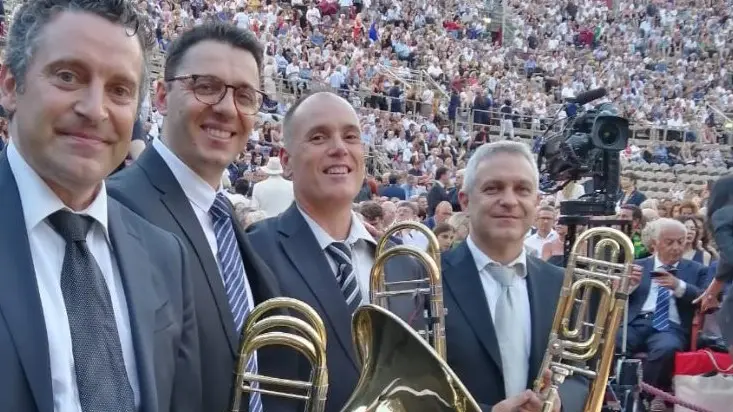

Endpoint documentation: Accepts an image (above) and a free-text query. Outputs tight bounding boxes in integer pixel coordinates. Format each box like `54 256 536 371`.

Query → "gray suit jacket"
246 203 429 412
0 154 201 412
442 242 589 412
108 147 299 411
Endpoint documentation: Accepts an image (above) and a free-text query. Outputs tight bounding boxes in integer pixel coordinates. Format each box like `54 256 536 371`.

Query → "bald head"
435 201 453 224
282 91 359 149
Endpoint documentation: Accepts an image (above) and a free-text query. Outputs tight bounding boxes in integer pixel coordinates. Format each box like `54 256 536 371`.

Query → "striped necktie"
652 264 674 331
326 242 362 313
210 193 262 412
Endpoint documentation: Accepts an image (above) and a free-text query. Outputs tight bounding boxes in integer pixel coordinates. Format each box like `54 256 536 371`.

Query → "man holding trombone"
441 141 590 412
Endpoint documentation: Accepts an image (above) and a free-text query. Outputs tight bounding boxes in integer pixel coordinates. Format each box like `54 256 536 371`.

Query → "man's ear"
458 190 469 212
0 65 19 115
154 79 169 116
280 147 292 178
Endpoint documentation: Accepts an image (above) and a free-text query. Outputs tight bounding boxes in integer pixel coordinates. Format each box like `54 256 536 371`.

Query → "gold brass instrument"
230 297 329 412
341 304 481 412
371 221 447 359
533 227 635 412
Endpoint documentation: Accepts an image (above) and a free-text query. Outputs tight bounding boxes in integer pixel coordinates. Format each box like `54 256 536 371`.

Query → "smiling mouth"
323 165 352 175
201 126 234 140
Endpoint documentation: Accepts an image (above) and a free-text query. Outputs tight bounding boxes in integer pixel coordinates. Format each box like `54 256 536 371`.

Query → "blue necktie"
326 242 362 313
652 265 673 331
48 210 135 412
210 193 262 412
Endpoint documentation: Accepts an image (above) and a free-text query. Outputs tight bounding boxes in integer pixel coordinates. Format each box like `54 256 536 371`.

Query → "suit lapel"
0 154 54 412
107 200 158 412
137 148 239 355
525 257 556 386
277 204 359 370
443 243 503 371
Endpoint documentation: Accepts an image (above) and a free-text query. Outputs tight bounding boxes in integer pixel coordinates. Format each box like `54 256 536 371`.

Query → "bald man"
426 201 453 229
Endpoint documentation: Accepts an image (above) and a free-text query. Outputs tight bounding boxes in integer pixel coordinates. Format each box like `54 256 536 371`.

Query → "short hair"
282 90 348 148
164 22 263 81
538 205 555 214
388 173 398 185
435 166 449 181
620 204 642 221
653 217 687 240
448 211 469 231
463 141 538 193
359 201 383 220
395 201 418 215
4 0 154 110
433 222 455 236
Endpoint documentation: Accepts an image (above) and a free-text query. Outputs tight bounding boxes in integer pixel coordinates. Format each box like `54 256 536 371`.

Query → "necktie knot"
661 264 675 271
328 241 352 263
48 210 94 242
209 193 232 221
489 263 518 287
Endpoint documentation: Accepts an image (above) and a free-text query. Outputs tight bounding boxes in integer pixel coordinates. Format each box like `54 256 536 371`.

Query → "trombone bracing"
371 220 447 359
533 227 635 412
230 297 329 412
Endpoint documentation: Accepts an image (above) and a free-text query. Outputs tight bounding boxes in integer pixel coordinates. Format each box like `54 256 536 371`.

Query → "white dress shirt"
7 143 140 412
466 235 532 357
154 139 256 311
298 205 376 304
524 229 557 258
640 256 687 326
251 175 295 218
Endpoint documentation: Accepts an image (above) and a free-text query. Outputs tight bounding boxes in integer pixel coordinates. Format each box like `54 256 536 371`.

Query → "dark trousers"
618 314 686 391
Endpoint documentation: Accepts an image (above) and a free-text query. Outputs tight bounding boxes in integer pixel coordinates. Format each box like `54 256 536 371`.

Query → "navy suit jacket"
107 147 299 411
379 184 406 200
627 257 709 338
0 153 201 412
246 203 428 412
442 242 589 412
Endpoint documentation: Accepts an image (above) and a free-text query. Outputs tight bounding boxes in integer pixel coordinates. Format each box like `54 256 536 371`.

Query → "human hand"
693 278 724 313
629 264 643 288
653 270 680 290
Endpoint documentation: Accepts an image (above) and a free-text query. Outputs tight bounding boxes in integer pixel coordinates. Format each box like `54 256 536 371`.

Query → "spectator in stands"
379 173 406 200
427 166 450 217
620 173 647 206
620 204 651 259
524 205 557 258
251 157 294 217
678 215 712 266
621 218 709 410
433 222 455 252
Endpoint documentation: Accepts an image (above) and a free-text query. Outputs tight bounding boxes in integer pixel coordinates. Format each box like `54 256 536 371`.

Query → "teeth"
326 166 348 174
204 127 232 139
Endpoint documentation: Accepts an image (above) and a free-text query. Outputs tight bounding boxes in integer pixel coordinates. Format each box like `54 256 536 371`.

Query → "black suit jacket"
627 257 709 338
0 153 201 412
442 242 589 412
246 203 428 412
426 182 449 217
107 147 298 412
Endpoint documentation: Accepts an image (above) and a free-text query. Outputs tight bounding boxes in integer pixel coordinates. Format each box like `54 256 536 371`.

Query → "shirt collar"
297 203 376 250
154 138 217 213
466 234 528 278
654 255 679 270
7 142 109 238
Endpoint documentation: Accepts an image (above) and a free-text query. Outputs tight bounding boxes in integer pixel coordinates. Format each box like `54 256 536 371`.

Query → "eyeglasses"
166 74 266 115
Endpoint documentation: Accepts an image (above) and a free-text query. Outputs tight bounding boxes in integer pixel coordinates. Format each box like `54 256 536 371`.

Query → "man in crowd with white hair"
620 218 710 411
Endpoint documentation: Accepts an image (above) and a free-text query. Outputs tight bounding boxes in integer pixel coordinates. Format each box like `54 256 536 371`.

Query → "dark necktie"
653 264 674 331
48 210 135 412
209 193 262 412
326 242 362 313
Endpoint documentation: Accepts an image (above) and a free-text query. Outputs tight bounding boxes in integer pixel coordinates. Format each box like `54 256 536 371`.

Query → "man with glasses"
108 23 297 412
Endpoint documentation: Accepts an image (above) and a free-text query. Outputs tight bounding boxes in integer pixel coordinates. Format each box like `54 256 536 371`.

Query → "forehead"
176 40 260 87
290 94 360 137
659 225 686 239
33 12 143 85
473 152 537 187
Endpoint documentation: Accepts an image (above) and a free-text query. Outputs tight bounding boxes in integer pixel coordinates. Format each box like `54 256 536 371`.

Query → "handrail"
705 103 733 125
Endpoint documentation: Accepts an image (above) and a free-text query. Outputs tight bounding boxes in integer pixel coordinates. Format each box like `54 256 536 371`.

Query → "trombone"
533 227 635 412
370 220 447 359
230 297 329 412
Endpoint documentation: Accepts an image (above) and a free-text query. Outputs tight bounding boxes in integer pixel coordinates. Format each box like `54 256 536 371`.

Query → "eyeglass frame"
165 74 267 115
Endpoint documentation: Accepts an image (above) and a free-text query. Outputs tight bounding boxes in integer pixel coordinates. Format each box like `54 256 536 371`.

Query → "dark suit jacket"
442 242 589 412
379 184 406 200
246 203 428 412
0 154 200 412
622 190 647 207
107 147 298 412
426 182 449 217
627 257 709 339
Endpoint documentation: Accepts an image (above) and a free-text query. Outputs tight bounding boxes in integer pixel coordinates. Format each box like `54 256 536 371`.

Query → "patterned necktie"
209 193 262 412
326 242 362 313
490 263 528 398
48 210 136 412
652 264 674 331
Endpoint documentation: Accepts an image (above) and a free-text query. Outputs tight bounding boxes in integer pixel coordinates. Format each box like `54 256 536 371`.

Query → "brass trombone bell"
230 297 329 412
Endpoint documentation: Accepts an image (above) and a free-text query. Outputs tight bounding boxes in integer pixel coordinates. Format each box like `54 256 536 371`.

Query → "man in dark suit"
620 218 709 407
442 141 589 412
247 91 427 412
108 23 296 411
426 166 451 216
0 1 200 411
619 173 647 206
379 173 406 200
